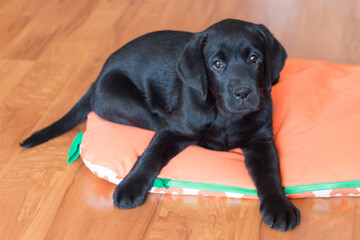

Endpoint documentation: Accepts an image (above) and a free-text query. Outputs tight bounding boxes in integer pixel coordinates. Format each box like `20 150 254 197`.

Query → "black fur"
21 19 300 231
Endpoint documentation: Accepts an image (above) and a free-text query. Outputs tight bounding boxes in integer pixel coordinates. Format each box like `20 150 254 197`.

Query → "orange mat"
69 59 360 198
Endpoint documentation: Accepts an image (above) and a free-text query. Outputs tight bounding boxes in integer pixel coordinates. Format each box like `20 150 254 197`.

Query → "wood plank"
0 62 77 169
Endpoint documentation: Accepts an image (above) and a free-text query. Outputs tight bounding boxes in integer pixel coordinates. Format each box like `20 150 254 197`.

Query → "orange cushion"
77 59 360 198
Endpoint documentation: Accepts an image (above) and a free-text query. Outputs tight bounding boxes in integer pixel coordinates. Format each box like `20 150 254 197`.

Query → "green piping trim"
284 180 360 194
153 178 360 196
153 178 258 195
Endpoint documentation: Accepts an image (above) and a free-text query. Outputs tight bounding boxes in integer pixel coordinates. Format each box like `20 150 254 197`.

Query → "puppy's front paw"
260 196 300 231
113 176 152 209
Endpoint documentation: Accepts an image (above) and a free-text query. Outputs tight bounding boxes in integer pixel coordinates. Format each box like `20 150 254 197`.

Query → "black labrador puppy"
21 19 300 231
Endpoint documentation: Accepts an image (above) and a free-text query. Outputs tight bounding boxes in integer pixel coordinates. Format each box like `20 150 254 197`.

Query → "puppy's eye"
212 60 225 70
249 55 262 64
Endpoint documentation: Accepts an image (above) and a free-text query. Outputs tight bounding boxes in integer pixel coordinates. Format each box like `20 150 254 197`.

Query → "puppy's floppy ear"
176 33 208 100
257 24 287 92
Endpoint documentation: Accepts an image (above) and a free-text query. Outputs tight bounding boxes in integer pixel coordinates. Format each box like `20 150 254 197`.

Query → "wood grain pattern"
0 0 359 239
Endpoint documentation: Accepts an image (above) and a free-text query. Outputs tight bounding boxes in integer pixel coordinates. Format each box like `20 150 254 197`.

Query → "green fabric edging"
284 180 360 194
153 178 258 195
153 178 360 196
67 132 84 164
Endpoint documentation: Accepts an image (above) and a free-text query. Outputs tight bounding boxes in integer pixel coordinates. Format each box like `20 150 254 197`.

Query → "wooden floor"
1 0 359 239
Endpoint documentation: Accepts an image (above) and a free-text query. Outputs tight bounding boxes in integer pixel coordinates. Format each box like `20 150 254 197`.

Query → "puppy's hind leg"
93 71 162 131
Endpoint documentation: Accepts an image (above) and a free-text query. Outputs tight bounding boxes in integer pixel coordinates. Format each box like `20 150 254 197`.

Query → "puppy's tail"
20 84 95 148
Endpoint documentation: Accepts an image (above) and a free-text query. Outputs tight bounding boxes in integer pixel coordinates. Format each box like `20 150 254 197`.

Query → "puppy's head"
176 19 287 115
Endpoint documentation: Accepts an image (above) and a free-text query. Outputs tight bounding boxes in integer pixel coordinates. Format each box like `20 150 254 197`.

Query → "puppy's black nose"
232 87 252 100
